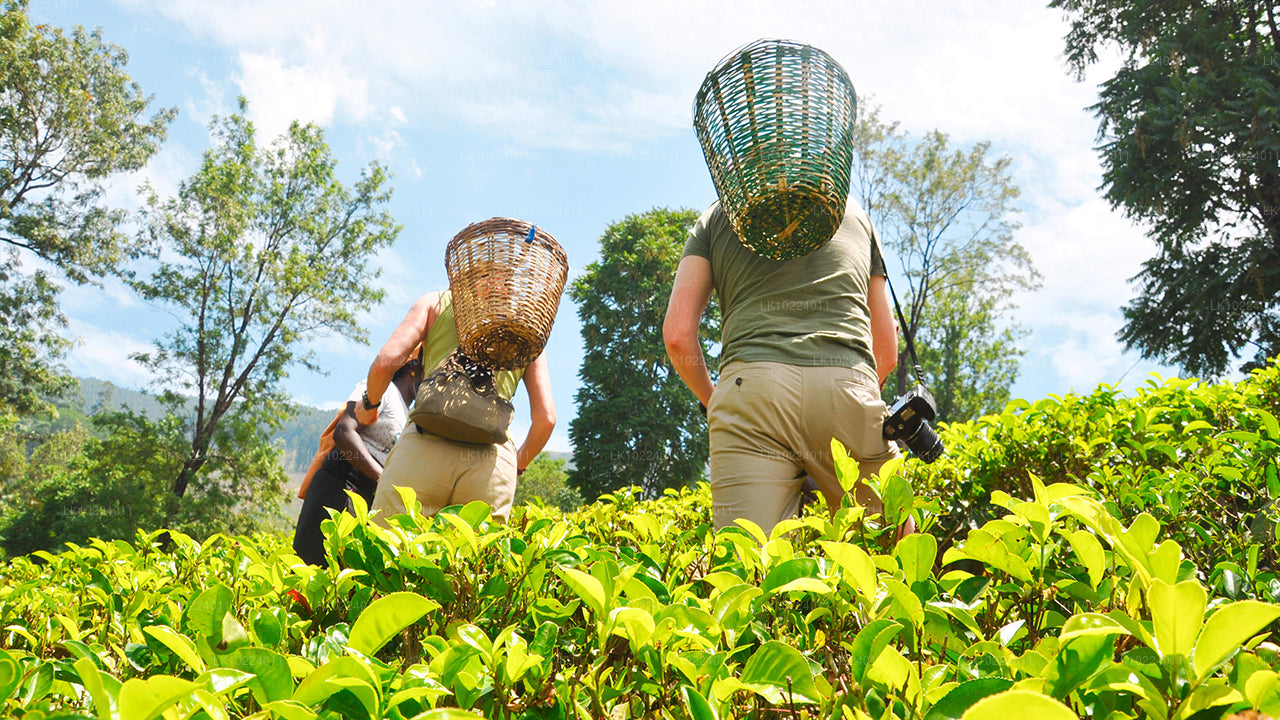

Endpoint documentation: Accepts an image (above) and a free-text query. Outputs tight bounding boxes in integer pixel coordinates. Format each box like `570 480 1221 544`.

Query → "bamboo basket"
445 218 568 371
694 39 856 260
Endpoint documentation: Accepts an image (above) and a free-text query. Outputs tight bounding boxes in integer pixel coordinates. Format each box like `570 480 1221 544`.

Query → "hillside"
55 378 573 475
52 378 336 473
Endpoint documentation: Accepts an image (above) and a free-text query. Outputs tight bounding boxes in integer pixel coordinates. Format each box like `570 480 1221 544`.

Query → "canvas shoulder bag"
409 348 514 444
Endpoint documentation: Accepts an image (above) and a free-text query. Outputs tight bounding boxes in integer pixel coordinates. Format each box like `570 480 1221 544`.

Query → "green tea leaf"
556 566 607 617
1059 613 1130 643
610 607 655 650
0 650 21 703
226 648 293 704
819 541 878 598
259 700 319 720
1149 540 1181 585
849 619 901 684
1149 579 1205 659
681 685 718 720
761 558 819 596
458 500 492 527
348 592 439 656
882 472 913 528
896 533 938 586
19 660 52 705
1044 634 1112 699
884 578 924 630
1192 601 1280 681
143 625 206 673
253 609 284 647
117 675 198 720
185 583 234 640
1064 530 1106 589
957 529 1032 582
923 678 1013 720
72 657 118 720
961 689 1078 719
739 641 821 705
1245 670 1280 716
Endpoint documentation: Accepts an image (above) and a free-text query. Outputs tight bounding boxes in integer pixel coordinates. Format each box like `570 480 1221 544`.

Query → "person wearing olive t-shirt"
663 198 902 537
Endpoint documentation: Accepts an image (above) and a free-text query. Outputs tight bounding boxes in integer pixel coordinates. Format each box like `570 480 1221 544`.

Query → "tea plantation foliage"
2 363 1280 719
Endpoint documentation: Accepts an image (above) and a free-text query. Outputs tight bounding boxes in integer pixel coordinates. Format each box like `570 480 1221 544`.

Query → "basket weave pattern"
694 39 856 261
445 218 568 371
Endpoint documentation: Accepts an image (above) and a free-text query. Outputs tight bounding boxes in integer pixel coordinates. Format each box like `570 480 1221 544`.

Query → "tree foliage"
915 287 1027 423
568 208 719 501
1051 0 1280 376
129 101 399 523
513 453 582 512
0 0 174 415
852 104 1039 419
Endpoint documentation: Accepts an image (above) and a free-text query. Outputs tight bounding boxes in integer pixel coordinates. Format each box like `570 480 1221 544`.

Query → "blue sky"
33 0 1184 453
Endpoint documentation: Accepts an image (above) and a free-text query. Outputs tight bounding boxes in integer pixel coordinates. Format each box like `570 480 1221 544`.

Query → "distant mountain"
58 378 334 473
59 379 573 474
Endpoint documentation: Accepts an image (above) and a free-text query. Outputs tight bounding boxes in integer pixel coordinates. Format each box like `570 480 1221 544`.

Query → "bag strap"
884 272 926 388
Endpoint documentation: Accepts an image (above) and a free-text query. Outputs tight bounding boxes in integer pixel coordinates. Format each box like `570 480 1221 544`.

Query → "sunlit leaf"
1193 601 1280 681
961 689 1077 719
1149 579 1205 659
739 641 821 705
348 592 439 656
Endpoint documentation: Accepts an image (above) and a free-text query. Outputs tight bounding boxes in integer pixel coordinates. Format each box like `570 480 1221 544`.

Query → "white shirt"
347 380 410 466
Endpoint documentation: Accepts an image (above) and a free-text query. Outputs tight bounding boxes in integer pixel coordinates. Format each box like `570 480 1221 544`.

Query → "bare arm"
663 255 716 406
333 401 383 481
869 274 897 388
357 291 438 424
515 350 555 472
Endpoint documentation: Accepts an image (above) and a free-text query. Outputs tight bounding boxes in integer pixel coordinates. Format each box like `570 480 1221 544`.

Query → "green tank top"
422 290 524 400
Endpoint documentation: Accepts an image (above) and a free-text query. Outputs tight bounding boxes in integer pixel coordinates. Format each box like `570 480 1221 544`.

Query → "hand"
354 404 379 425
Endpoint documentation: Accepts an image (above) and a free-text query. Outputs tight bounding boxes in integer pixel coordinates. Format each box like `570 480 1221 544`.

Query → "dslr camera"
882 385 944 463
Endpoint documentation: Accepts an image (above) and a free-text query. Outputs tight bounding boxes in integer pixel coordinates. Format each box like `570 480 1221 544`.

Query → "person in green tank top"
663 198 907 538
355 288 556 523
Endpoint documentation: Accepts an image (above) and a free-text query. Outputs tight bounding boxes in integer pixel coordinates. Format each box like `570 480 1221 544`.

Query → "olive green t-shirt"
422 290 524 400
682 198 887 378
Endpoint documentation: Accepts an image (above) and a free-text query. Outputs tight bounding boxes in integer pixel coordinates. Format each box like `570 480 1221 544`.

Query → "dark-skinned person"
355 287 555 523
292 355 423 566
663 197 913 539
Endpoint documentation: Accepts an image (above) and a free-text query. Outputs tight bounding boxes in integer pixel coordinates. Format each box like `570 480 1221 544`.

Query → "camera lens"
901 419 944 463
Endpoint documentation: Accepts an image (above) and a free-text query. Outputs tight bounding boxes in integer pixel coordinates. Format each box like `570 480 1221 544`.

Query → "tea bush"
0 363 1278 719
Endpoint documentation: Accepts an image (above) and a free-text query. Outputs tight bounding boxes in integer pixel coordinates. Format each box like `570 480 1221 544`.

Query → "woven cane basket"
445 218 568 371
694 39 856 261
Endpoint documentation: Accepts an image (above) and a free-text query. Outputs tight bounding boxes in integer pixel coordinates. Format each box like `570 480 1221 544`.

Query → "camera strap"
883 272 927 388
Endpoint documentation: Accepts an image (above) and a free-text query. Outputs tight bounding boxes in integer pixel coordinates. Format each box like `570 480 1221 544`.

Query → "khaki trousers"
370 426 518 524
707 361 898 535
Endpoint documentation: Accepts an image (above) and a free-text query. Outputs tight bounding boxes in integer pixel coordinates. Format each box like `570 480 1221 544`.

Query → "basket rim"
444 216 569 279
692 38 857 122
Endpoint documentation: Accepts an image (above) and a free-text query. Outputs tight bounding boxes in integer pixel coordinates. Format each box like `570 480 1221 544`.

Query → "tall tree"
915 286 1028 422
129 102 399 523
569 209 719 501
1052 0 1280 376
852 106 1040 418
0 1 174 414
513 453 582 512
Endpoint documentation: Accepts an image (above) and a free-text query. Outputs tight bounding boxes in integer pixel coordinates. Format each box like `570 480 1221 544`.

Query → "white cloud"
119 0 1108 151
64 321 154 390
235 51 370 141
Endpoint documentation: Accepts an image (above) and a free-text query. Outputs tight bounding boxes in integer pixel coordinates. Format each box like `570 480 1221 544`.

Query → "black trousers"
292 452 377 566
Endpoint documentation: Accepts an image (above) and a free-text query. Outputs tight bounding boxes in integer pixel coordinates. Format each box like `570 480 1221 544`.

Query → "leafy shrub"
1 367 1279 719
910 360 1280 595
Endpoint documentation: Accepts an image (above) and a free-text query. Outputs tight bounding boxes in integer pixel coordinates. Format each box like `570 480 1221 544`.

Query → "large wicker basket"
445 218 568 371
694 39 856 261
